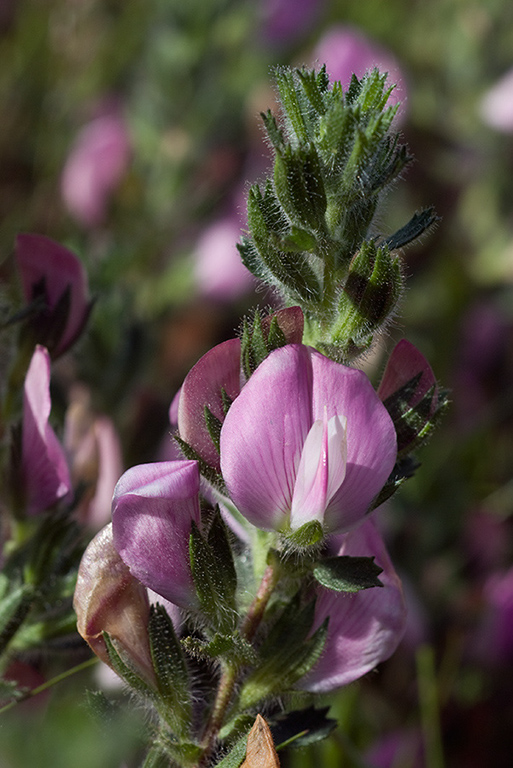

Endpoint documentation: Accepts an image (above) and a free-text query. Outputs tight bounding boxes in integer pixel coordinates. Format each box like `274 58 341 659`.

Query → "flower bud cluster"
239 67 437 361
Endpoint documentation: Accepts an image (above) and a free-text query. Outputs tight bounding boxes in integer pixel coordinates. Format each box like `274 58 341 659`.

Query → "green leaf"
285 520 324 547
148 604 192 737
313 556 384 593
182 631 256 666
213 732 248 768
189 521 237 635
271 706 337 749
173 435 225 492
384 207 438 251
0 582 35 655
102 632 155 697
204 406 222 454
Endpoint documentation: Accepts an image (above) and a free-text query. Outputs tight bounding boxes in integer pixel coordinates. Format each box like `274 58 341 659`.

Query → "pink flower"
312 26 408 120
480 68 513 132
220 345 397 536
111 461 201 610
74 524 157 687
22 345 71 516
378 339 440 453
299 517 406 692
177 307 304 471
64 385 124 530
259 0 324 44
61 109 130 228
194 215 255 301
16 234 91 357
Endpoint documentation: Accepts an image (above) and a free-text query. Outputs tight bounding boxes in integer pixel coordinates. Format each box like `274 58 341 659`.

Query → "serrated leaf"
271 706 337 749
239 619 328 710
313 556 383 592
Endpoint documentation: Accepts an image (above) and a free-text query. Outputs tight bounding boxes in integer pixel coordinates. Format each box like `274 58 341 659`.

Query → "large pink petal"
309 350 397 533
178 338 241 470
22 345 71 515
112 461 201 609
221 345 314 531
299 516 406 692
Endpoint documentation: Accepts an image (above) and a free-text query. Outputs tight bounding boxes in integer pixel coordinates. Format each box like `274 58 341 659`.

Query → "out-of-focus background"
1 0 513 766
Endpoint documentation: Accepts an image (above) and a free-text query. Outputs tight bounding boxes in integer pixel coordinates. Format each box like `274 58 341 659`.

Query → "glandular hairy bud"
329 240 403 357
74 524 157 688
241 715 280 768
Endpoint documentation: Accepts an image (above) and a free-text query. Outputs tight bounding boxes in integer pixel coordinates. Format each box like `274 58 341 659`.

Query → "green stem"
416 645 445 768
196 557 281 767
0 657 98 715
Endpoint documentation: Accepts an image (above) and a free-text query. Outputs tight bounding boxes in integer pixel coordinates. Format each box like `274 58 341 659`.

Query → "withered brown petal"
240 714 280 768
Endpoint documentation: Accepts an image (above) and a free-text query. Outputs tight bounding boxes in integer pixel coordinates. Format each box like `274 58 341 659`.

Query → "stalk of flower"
62 65 446 767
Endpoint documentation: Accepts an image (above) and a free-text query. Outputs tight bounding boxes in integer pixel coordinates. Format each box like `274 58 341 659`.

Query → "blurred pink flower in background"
193 214 255 301
312 26 408 120
61 104 131 228
258 0 324 44
64 384 124 530
365 727 424 768
480 68 513 132
472 567 513 666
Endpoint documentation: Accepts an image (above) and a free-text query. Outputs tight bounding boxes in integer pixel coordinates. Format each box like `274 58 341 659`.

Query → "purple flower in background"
472 567 513 665
480 68 513 132
194 215 255 301
299 517 406 692
64 385 124 530
220 345 397 536
61 106 130 228
16 234 92 357
111 461 201 610
22 345 72 516
365 727 424 768
259 0 324 45
312 26 408 119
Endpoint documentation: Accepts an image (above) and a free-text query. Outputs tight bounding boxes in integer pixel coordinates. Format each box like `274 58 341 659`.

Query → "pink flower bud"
22 345 71 516
111 461 201 610
74 524 157 687
16 234 91 357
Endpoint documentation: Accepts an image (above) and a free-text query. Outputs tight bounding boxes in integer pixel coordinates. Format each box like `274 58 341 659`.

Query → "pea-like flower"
220 344 396 536
300 516 406 692
111 461 201 610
